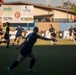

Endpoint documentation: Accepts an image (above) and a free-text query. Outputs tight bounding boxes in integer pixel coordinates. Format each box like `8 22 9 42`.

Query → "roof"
0 1 74 14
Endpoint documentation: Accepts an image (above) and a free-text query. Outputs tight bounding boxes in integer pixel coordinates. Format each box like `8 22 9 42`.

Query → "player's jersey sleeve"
22 28 24 30
16 28 18 30
36 34 41 38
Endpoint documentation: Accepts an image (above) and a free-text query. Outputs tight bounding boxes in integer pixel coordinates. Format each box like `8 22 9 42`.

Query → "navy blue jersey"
23 33 40 50
73 28 76 32
16 28 24 35
69 28 73 33
49 28 55 33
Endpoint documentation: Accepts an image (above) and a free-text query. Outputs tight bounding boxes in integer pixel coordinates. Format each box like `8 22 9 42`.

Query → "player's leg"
7 47 27 74
69 32 71 40
4 34 10 48
7 54 25 74
10 54 25 70
28 51 37 72
50 35 54 45
17 36 21 45
74 35 76 43
14 36 17 42
12 35 17 45
69 32 73 41
6 38 10 48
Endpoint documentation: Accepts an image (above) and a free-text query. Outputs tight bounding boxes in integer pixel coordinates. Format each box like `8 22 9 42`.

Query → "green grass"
0 39 76 75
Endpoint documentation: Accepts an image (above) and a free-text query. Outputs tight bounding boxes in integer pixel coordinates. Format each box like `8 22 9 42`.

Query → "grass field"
0 39 76 75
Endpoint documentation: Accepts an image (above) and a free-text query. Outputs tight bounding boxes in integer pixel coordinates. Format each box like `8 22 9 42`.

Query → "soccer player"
49 24 57 45
7 27 56 74
68 26 74 40
0 22 10 48
12 25 24 45
0 25 3 40
4 22 10 48
73 24 76 43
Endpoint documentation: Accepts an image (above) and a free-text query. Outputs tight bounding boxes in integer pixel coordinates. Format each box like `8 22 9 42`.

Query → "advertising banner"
45 31 51 38
2 5 14 23
63 31 70 39
0 7 2 22
2 5 33 23
21 6 33 23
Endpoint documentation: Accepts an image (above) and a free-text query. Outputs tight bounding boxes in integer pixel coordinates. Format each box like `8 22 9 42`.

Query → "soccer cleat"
7 67 13 75
28 68 36 73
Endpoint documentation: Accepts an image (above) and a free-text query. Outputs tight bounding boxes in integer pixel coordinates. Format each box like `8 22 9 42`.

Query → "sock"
10 60 20 70
70 36 73 40
29 59 36 69
51 41 53 45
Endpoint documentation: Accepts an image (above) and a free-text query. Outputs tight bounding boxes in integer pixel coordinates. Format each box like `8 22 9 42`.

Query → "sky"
5 0 76 6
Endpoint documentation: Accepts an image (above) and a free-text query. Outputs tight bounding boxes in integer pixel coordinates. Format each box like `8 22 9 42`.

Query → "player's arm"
22 28 24 31
16 28 18 30
39 36 56 41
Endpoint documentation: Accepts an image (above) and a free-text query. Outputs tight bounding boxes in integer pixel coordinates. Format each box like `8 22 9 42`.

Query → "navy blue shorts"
4 33 9 40
16 34 21 38
20 46 32 57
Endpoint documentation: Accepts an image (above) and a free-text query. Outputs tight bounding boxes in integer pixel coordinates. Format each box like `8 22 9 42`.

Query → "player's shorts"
16 34 22 38
20 46 32 57
51 33 56 37
4 33 9 40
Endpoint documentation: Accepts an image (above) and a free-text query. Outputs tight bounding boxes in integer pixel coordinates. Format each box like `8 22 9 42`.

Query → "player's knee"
31 55 37 60
34 55 37 59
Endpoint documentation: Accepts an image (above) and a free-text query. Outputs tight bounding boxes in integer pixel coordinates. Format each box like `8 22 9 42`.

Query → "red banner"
74 15 76 21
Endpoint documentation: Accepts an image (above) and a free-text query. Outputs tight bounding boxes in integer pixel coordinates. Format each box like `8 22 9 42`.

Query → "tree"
71 4 76 14
63 1 72 8
71 4 76 21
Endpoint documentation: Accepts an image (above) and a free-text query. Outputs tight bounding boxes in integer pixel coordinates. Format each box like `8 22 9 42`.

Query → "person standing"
73 24 76 43
12 25 24 45
68 26 74 40
7 27 56 75
4 22 10 48
49 24 57 45
0 25 3 40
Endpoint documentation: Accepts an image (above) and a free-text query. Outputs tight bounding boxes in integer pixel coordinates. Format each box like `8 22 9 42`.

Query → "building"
0 1 75 31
